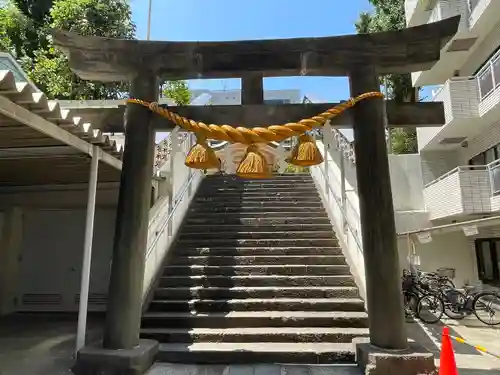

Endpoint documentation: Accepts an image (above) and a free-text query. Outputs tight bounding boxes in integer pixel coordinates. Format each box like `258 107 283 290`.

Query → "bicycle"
402 269 445 324
417 272 500 326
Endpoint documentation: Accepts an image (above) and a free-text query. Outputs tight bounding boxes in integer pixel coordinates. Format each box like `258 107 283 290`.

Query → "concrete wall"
0 184 119 313
397 231 480 288
17 208 116 312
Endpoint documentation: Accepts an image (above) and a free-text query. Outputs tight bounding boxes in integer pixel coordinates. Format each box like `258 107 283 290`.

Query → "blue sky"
130 0 374 102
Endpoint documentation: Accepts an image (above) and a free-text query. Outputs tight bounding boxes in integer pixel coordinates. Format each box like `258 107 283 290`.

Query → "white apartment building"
403 0 500 288
188 88 302 106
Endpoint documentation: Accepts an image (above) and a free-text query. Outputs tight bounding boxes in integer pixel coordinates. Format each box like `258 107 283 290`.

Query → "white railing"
311 141 366 300
477 49 500 101
424 165 487 188
143 133 203 298
317 163 362 252
424 160 500 197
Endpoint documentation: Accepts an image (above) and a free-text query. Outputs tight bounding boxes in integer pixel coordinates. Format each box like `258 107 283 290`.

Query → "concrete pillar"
0 207 23 316
241 74 264 105
348 65 407 350
103 72 158 350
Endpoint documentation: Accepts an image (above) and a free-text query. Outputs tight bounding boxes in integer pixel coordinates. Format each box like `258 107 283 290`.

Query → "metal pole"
147 0 153 41
384 76 392 154
339 149 347 232
76 145 100 352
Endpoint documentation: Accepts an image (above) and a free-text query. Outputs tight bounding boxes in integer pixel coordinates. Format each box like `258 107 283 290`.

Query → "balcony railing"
426 160 500 196
424 165 492 219
424 159 500 219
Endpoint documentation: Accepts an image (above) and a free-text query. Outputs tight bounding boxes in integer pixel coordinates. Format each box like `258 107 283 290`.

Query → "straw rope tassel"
289 134 324 166
236 144 271 179
184 134 221 170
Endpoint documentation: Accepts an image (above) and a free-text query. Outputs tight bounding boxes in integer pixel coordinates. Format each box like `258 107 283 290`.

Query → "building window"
475 239 500 286
471 144 500 195
468 143 500 166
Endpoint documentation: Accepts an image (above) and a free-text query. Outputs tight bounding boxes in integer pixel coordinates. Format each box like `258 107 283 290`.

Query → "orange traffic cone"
439 327 458 375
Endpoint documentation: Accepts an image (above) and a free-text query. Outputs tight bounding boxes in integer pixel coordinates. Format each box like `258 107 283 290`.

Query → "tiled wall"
459 169 492 213
423 169 491 220
423 170 463 219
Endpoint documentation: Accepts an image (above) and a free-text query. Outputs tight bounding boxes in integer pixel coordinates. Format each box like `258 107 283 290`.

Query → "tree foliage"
355 0 419 153
162 80 191 105
0 0 135 99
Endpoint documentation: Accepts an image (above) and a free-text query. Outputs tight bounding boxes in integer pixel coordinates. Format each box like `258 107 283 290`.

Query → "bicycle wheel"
473 292 500 326
416 294 444 324
442 289 468 320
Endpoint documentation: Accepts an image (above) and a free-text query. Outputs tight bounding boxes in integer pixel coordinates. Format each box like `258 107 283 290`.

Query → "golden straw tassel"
289 134 324 167
236 144 271 179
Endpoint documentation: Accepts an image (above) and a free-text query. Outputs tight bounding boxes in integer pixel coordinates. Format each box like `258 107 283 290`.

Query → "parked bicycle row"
401 268 500 325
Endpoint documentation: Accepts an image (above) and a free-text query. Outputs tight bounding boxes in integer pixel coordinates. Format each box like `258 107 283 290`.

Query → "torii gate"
53 15 460 375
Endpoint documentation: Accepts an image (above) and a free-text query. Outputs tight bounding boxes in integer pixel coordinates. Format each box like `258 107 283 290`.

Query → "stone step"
141 311 368 329
192 201 324 208
194 197 322 204
180 247 342 256
200 180 314 187
202 176 313 184
189 206 327 214
197 188 318 194
147 297 366 313
176 238 338 248
171 255 346 266
188 210 328 217
158 275 356 288
154 342 358 364
140 327 369 343
185 217 331 225
178 231 335 240
203 174 311 179
163 264 349 276
154 286 360 299
181 224 334 233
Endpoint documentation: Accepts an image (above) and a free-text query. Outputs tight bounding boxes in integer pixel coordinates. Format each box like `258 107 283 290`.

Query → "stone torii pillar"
349 65 407 349
73 72 160 375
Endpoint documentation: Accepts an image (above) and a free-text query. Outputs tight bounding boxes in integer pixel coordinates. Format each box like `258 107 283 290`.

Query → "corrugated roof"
0 70 124 158
0 69 123 186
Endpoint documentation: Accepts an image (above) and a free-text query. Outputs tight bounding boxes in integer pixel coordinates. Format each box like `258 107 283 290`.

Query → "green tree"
162 80 191 105
0 0 135 99
355 0 419 153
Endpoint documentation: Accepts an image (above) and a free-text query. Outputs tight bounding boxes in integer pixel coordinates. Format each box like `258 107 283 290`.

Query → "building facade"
405 0 500 287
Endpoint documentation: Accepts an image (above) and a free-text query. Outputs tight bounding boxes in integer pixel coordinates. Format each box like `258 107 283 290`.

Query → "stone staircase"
141 174 368 364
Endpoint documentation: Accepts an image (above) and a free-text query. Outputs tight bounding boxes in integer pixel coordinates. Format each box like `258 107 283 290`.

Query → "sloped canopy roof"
0 69 122 186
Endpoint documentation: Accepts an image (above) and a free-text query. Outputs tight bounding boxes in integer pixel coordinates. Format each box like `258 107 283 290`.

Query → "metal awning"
0 68 123 186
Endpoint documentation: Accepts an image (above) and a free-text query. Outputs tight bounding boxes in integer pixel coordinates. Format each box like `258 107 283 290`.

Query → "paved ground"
0 313 103 375
0 313 498 375
145 364 361 375
406 318 500 374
